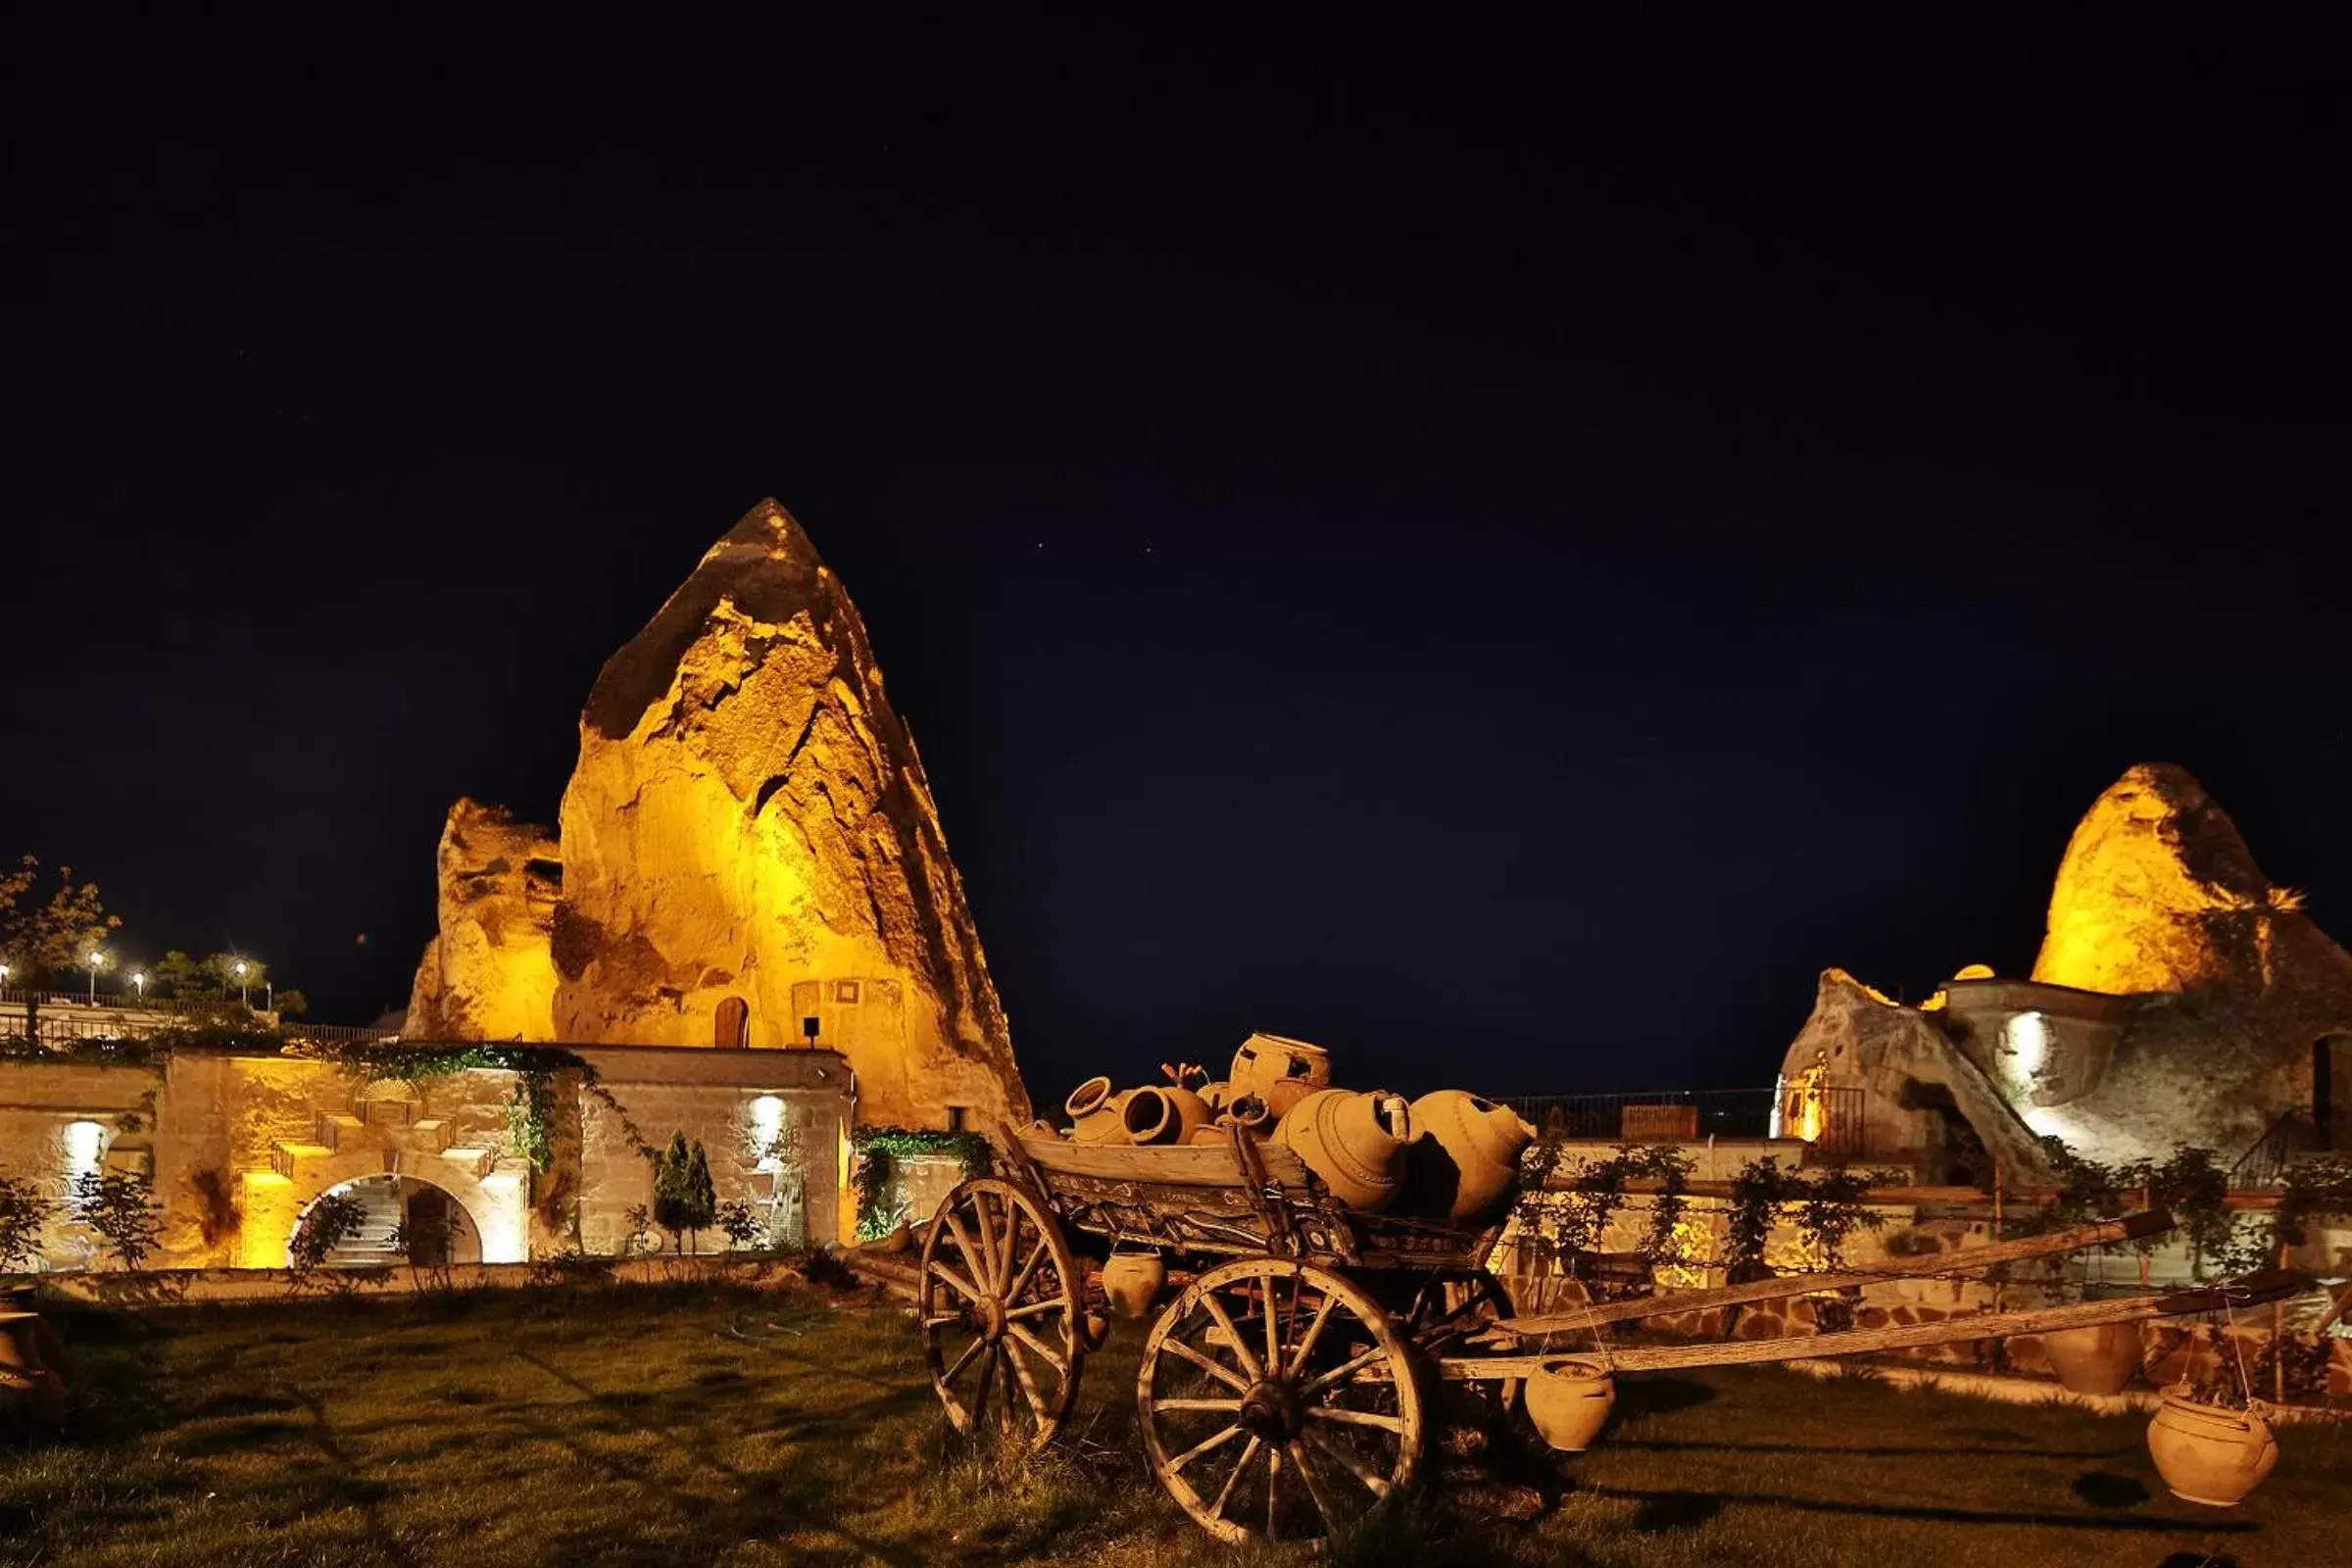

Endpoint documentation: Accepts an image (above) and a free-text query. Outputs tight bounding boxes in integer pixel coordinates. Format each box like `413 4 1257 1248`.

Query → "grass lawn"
3 1280 2347 1566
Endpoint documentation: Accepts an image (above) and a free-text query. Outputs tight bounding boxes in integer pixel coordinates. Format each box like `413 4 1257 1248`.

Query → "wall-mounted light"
64 1119 107 1178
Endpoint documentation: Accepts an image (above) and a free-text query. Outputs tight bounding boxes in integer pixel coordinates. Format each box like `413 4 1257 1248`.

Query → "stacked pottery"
1402 1091 1538 1222
1525 1357 1615 1451
2040 1322 2144 1397
1065 1077 1129 1144
1273 1089 1415 1211
1231 1033 1332 1121
2146 1387 2280 1506
1121 1084 1213 1147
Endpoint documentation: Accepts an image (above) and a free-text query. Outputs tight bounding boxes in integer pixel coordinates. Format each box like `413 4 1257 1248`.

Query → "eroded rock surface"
403 800 562 1042
409 500 1025 1129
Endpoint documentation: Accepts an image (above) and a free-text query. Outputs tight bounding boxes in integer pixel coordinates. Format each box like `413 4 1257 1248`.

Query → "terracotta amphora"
1402 1091 1537 1222
1123 1085 1212 1147
2146 1387 2279 1506
2040 1321 2143 1396
1273 1089 1414 1210
1065 1077 1129 1144
1230 1032 1332 1102
1526 1356 1615 1451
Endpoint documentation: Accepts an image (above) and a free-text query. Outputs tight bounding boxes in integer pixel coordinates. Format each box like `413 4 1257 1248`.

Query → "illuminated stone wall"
404 500 1028 1132
0 1044 851 1270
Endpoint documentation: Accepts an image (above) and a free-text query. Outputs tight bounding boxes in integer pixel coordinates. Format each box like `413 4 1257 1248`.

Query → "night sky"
8 26 2349 1102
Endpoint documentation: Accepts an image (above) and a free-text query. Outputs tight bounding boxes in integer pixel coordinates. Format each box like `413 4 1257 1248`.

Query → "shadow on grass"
1579 1482 2259 1535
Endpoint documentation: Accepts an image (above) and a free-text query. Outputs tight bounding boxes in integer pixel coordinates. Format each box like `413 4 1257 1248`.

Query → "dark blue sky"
7 24 2349 1100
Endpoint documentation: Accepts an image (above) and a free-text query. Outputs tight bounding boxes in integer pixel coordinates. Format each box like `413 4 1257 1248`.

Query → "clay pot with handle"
1101 1246 1167 1319
1402 1090 1537 1222
1525 1356 1615 1451
2146 1387 2279 1506
1272 1089 1414 1211
2040 1321 2144 1396
1122 1085 1212 1147
1229 1033 1332 1102
1065 1077 1129 1144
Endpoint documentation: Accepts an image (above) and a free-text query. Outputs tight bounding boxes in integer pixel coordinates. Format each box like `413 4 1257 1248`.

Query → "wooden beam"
1452 1271 2315 1379
1494 1208 2175 1337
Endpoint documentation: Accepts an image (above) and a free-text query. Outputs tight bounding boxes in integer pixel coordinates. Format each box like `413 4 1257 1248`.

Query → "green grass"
2 1282 2347 1566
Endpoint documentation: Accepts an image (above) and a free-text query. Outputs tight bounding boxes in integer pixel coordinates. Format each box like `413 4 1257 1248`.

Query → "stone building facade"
0 1039 849 1272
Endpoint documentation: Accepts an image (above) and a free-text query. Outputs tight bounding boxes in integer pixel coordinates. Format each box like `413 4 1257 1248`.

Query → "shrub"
72 1169 165 1270
0 1174 51 1270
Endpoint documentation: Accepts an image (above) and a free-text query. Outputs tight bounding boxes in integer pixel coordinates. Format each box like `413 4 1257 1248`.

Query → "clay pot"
1273 1089 1415 1211
1102 1248 1167 1319
1404 1091 1538 1222
2041 1321 2144 1396
2147 1387 2279 1506
1219 1093 1273 1134
1259 1078 1316 1122
1123 1085 1212 1147
1525 1356 1615 1451
1230 1033 1332 1102
1065 1077 1130 1144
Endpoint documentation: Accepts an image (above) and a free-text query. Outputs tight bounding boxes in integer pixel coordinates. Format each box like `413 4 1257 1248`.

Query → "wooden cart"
911 1120 2308 1547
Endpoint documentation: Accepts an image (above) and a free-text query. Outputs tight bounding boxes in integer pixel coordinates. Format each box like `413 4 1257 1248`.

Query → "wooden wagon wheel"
918 1176 1086 1451
1406 1271 1521 1419
1137 1256 1425 1546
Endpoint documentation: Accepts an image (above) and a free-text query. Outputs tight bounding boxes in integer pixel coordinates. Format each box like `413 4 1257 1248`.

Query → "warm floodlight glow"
63 1119 107 1178
749 1094 787 1171
2004 1010 2052 1092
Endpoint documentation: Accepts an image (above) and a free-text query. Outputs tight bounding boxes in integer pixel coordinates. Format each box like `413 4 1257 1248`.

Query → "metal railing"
2229 1109 2324 1190
1496 1085 1867 1159
0 987 249 1015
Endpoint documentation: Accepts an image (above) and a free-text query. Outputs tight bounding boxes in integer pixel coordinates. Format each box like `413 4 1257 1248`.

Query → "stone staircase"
318 1175 409 1268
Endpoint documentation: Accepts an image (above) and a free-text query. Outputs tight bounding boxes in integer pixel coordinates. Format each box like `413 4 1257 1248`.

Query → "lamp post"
87 951 103 1004
131 970 146 1002
234 959 249 1007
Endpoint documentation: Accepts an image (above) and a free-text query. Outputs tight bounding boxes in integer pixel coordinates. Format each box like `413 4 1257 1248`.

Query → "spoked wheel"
1137 1256 1425 1546
1406 1271 1520 1418
918 1177 1086 1451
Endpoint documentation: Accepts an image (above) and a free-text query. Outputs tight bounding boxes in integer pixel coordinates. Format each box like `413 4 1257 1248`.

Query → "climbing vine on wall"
308 1041 655 1173
849 1127 989 1241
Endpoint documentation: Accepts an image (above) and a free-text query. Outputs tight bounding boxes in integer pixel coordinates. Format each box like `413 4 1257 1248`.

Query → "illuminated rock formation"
543 499 1024 1128
1783 763 2352 1173
2034 762 2332 997
403 800 561 1041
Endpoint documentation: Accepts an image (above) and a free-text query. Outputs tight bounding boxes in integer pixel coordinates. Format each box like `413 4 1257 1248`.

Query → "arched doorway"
714 996 750 1049
290 1175 484 1268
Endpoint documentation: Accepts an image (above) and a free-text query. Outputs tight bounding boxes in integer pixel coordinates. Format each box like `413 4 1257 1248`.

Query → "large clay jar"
1273 1089 1414 1211
1403 1091 1537 1222
2041 1322 2144 1396
1065 1077 1130 1144
1123 1085 1212 1147
1525 1356 1615 1451
2146 1387 2279 1505
1102 1248 1167 1319
1230 1032 1332 1102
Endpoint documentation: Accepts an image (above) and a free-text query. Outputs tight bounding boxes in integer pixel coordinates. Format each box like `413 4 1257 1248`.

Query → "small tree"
72 1169 165 1270
0 1174 52 1270
715 1199 764 1251
0 857 121 1040
685 1143 717 1252
651 1133 719 1253
288 1192 370 1277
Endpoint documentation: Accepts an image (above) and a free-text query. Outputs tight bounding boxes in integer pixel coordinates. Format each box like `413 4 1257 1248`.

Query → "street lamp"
87 951 103 1004
131 970 146 1002
234 959 249 1007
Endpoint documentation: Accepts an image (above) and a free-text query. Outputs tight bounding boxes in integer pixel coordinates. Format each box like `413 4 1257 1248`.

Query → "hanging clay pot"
1403 1090 1538 1222
1230 1033 1332 1102
1065 1077 1130 1144
1123 1085 1212 1147
1101 1247 1168 1319
2041 1321 2144 1396
2147 1387 2279 1505
1525 1356 1615 1451
1273 1089 1414 1210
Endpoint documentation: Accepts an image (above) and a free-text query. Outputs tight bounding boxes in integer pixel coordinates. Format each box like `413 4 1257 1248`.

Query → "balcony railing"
1497 1085 1867 1158
0 987 251 1015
